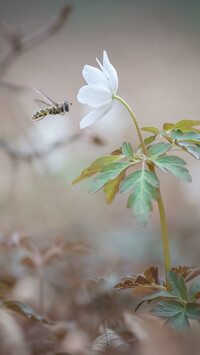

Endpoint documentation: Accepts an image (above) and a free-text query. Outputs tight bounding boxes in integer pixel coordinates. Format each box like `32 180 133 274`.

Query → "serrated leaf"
180 131 200 143
144 266 160 285
121 170 159 193
150 300 184 317
141 126 159 134
89 162 133 193
120 169 159 226
104 171 125 204
153 156 192 182
171 266 197 282
171 130 200 159
147 142 171 158
184 267 200 282
2 300 53 324
167 311 190 329
189 279 200 302
72 155 123 184
185 303 200 320
177 141 200 159
142 290 178 302
173 120 200 133
122 142 134 160
135 290 178 311
167 271 187 302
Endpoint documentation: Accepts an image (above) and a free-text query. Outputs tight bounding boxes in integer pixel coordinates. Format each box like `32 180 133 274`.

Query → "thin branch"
0 4 72 78
0 21 21 49
22 4 72 51
0 131 106 164
0 79 29 91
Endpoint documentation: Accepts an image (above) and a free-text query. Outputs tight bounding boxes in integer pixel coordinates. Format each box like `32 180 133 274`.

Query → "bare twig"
0 79 29 91
0 4 72 82
0 21 21 49
0 131 106 164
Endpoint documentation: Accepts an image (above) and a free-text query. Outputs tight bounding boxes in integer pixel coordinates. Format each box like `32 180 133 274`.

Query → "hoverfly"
32 88 72 121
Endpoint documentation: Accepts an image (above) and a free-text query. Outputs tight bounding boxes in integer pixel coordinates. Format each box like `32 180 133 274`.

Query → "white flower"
77 50 118 129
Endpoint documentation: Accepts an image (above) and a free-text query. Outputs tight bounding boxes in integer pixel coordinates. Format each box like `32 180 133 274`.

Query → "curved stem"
157 191 171 290
114 95 147 155
114 94 171 290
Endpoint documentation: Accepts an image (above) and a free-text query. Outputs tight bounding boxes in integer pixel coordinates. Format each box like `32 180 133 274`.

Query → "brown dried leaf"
144 266 160 285
114 276 136 290
91 328 130 353
114 267 163 295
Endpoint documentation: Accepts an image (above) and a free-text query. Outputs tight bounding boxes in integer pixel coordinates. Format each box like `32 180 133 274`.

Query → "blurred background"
0 1 200 353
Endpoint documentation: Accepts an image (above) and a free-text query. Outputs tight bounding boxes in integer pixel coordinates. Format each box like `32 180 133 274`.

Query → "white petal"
77 85 111 108
80 101 113 129
103 51 118 93
96 57 110 80
82 65 109 88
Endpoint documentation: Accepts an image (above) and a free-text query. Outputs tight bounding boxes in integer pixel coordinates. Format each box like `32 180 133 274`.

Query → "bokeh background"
0 1 200 353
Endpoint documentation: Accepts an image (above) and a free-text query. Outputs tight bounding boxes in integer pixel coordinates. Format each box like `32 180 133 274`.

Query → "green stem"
114 95 147 155
114 95 171 290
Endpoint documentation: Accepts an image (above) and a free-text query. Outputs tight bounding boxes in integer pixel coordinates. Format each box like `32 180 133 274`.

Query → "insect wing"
34 99 51 109
33 87 58 107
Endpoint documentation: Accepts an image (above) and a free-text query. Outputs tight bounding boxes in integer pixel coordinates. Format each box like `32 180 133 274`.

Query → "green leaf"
180 131 200 142
121 170 159 193
141 291 178 302
185 303 200 320
171 130 200 159
89 162 133 193
141 126 159 134
2 300 53 324
143 135 157 146
147 142 171 158
177 141 200 159
173 119 200 133
136 290 179 311
163 123 175 132
189 279 200 302
72 155 123 184
167 271 187 302
153 156 192 183
167 312 190 329
171 129 183 141
122 142 134 160
150 300 184 317
123 169 159 227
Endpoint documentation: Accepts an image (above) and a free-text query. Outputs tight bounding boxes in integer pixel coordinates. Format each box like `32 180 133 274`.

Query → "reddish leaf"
171 266 199 282
144 266 160 285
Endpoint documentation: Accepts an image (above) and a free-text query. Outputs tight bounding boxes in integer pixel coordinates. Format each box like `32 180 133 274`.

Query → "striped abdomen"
32 102 70 120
